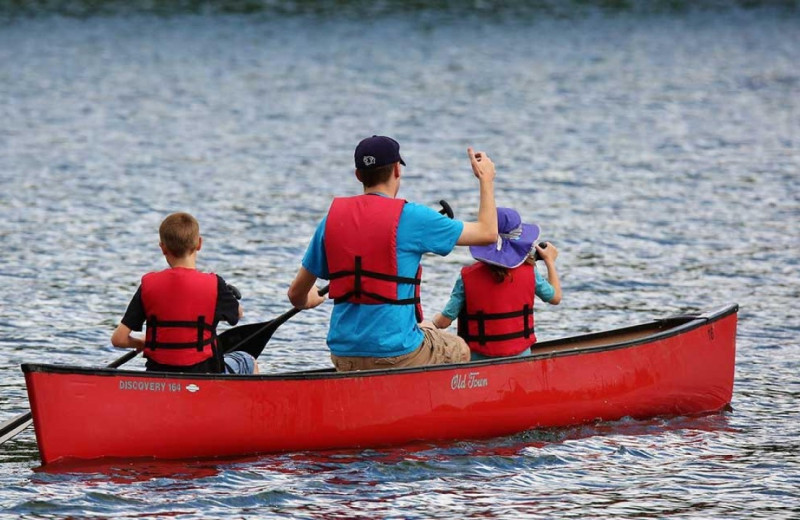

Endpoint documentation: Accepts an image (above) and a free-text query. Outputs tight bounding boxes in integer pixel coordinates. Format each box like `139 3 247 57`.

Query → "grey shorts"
223 351 256 374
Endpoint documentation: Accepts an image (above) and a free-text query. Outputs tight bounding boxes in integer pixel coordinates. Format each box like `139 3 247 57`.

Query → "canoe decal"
118 380 183 393
185 384 200 393
451 371 488 390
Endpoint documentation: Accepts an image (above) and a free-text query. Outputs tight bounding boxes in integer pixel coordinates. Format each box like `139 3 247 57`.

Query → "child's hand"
535 242 559 263
130 335 145 351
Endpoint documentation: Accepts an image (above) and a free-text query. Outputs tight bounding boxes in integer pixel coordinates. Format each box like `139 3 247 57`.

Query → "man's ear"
159 242 169 256
354 169 363 183
196 236 203 252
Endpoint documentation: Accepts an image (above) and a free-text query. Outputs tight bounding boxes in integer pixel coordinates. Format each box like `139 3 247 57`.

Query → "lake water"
1 2 798 518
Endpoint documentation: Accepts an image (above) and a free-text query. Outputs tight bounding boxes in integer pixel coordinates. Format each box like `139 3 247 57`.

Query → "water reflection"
33 458 222 483
33 412 734 481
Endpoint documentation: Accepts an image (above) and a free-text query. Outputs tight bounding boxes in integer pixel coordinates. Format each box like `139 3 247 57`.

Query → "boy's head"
159 212 200 258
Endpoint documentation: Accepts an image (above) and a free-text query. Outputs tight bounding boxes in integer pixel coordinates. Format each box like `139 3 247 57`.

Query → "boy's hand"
467 147 496 183
227 284 242 300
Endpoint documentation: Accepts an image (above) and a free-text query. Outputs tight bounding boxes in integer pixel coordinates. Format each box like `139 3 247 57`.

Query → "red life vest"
140 268 219 368
324 194 424 321
457 261 536 357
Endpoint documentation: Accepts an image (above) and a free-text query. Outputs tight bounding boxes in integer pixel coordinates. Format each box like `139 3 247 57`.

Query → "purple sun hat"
469 208 541 269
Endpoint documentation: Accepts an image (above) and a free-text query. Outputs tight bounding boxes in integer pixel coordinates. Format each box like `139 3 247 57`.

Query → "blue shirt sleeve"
535 265 556 303
441 275 465 320
397 202 464 258
301 216 329 279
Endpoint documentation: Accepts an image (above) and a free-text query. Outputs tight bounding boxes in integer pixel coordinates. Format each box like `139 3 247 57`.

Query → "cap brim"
469 223 541 268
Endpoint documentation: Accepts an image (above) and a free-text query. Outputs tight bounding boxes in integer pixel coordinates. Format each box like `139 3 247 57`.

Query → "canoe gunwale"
21 303 738 382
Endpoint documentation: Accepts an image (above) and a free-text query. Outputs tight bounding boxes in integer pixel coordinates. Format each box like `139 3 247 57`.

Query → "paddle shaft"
0 348 139 445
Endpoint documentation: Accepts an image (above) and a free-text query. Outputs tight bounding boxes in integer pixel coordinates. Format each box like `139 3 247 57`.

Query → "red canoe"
22 304 738 465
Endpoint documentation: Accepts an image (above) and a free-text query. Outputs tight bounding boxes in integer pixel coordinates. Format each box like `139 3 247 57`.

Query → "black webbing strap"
477 311 486 346
328 258 421 286
523 304 531 339
330 254 421 306
461 306 535 344
145 315 157 351
333 292 421 306
144 315 215 351
462 307 533 320
196 316 205 351
353 257 362 297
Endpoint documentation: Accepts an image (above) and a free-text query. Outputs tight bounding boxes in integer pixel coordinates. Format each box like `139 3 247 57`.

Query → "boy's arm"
457 147 498 246
111 287 146 350
215 276 243 325
111 323 145 350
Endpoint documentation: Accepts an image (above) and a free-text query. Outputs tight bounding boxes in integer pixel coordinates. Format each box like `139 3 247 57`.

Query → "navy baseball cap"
354 135 406 170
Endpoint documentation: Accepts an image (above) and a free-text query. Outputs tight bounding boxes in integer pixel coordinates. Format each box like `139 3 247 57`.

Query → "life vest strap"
328 269 420 286
462 307 534 320
146 338 216 350
460 329 535 343
462 306 535 345
145 315 215 352
329 254 422 306
523 304 531 339
333 292 420 306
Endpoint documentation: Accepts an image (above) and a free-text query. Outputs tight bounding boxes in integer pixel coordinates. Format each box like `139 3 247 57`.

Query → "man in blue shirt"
288 135 498 371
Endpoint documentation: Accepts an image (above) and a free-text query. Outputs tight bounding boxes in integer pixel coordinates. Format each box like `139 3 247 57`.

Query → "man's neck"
363 185 395 197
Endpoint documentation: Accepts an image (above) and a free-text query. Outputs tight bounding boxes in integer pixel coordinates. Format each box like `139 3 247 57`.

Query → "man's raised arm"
457 147 498 246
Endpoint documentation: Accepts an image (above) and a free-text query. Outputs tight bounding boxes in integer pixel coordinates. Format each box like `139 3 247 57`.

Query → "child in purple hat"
431 207 562 360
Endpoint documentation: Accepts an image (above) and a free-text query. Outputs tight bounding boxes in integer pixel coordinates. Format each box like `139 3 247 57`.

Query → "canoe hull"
23 304 737 465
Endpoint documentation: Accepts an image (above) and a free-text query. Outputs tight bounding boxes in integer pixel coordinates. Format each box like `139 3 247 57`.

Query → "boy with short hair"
111 212 257 374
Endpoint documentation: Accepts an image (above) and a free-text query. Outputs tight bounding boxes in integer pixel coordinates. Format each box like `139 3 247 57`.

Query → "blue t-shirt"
440 267 556 320
302 197 464 357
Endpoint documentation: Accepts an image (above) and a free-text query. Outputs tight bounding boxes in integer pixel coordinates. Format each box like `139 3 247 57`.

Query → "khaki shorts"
330 323 470 372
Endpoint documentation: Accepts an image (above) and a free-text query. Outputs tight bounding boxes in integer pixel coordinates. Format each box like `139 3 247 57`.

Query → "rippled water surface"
1 3 798 518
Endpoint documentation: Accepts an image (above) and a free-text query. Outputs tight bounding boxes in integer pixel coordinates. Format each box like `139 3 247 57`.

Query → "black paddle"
219 199 457 358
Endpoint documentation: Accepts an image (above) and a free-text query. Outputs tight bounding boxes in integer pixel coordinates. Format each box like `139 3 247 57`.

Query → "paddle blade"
218 286 325 359
218 318 281 359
